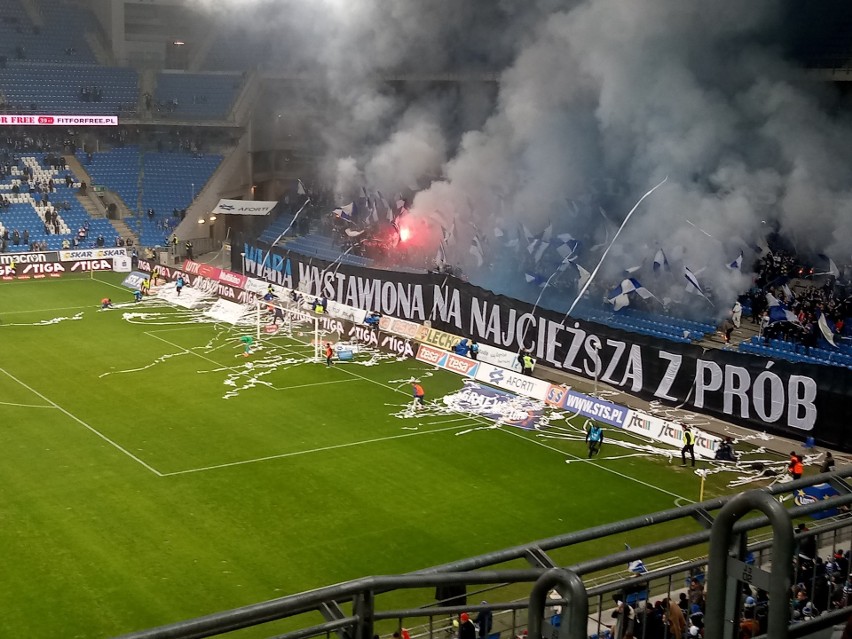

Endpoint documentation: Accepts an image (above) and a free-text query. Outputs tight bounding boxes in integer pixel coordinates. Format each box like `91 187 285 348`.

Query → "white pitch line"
91 274 136 295
0 367 163 476
161 423 475 476
500 428 691 502
0 400 57 409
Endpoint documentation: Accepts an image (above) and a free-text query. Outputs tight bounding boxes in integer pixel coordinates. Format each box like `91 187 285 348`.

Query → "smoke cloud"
193 0 852 318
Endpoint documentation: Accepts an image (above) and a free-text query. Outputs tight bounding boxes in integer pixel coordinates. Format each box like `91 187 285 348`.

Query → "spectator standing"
475 603 492 639
681 426 696 467
458 614 477 639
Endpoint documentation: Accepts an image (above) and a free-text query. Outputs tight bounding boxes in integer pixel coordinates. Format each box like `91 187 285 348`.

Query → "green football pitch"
0 273 761 638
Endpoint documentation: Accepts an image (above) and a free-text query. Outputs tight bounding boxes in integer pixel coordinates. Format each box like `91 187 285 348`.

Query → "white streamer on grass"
0 311 84 327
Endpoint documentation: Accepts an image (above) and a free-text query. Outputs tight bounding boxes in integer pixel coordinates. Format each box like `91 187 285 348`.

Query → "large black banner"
237 242 851 451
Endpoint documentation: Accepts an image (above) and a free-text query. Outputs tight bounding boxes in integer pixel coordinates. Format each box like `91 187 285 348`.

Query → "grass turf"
0 273 762 638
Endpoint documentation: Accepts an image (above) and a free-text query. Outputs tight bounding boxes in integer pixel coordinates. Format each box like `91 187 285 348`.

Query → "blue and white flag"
524 272 547 288
576 264 591 290
653 249 669 273
495 224 519 250
625 544 647 574
817 311 837 347
684 266 706 295
526 224 553 263
607 278 655 311
766 293 800 325
332 202 355 222
556 232 581 262
727 251 743 270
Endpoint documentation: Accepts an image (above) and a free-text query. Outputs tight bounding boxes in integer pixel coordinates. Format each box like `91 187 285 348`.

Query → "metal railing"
115 469 852 639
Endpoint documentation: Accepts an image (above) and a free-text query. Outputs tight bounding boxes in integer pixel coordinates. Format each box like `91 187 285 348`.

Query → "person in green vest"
681 425 696 467
521 351 535 376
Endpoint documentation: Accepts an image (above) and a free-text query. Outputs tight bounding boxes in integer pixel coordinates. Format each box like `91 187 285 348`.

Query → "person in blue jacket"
454 338 469 356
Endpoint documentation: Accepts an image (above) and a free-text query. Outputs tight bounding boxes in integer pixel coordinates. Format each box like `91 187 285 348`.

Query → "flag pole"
256 197 311 278
563 177 668 322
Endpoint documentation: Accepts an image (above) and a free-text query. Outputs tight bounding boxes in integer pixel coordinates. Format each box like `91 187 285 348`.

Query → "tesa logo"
446 355 476 374
418 346 444 364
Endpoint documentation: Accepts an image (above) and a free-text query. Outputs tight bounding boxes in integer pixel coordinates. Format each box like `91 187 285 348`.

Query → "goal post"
255 298 320 361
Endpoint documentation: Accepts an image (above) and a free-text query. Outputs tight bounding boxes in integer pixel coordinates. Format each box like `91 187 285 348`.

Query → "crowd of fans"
742 249 852 352
598 534 852 638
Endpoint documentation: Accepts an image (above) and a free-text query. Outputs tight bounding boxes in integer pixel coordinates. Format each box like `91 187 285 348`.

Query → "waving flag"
332 202 355 222
727 251 743 270
495 224 519 250
653 249 669 273
683 265 707 297
556 233 581 262
524 272 547 287
817 312 837 347
817 254 840 278
526 224 553 263
607 278 655 311
576 263 591 290
766 293 800 324
625 544 647 574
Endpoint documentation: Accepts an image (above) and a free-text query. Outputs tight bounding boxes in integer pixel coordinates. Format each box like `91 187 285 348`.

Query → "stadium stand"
78 146 223 246
0 0 98 65
153 72 244 119
277 232 376 268
0 153 119 251
0 64 138 114
566 303 713 344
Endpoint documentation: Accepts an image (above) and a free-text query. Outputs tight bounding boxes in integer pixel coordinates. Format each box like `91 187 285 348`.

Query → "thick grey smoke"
194 0 852 318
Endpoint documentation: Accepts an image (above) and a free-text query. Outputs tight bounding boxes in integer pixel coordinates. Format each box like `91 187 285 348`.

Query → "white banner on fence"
474 362 551 402
477 343 523 373
327 300 367 325
60 248 129 261
213 199 279 216
621 411 721 457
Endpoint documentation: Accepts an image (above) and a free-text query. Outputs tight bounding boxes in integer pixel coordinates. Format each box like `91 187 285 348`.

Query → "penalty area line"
0 400 57 409
0 367 164 477
161 423 477 476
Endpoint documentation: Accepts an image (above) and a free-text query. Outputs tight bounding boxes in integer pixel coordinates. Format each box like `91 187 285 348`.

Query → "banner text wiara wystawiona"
241 242 844 446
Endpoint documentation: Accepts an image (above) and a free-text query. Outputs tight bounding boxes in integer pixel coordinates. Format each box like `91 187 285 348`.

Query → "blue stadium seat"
0 65 137 114
154 73 243 119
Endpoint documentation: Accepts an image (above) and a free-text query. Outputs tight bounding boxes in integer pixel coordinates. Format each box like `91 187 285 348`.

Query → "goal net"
254 298 321 361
